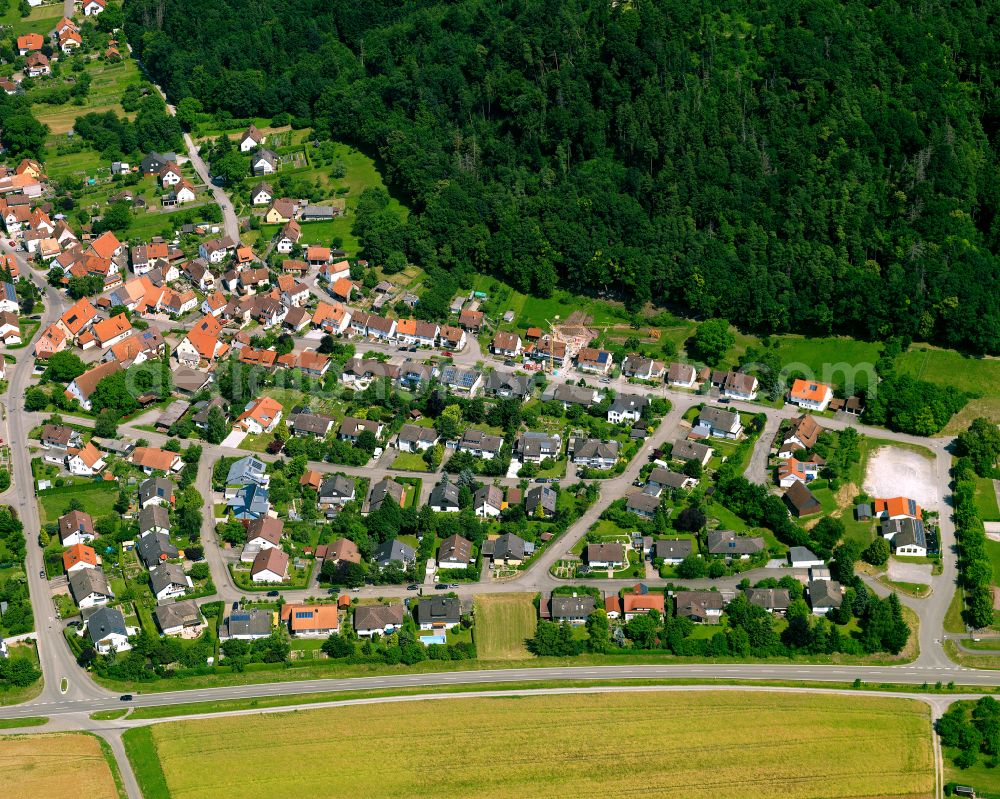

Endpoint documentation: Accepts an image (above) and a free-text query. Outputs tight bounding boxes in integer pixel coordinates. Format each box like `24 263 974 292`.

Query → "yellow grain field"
474 593 537 660
1 732 119 799
149 690 934 799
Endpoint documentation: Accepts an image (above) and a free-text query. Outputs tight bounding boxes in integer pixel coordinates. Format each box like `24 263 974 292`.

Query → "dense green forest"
126 0 1000 353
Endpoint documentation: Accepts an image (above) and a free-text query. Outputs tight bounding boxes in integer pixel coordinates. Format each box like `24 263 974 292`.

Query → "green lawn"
37 481 119 525
897 345 1000 397
766 336 883 390
391 451 431 472
474 593 537 660
708 502 751 533
472 275 629 330
975 477 1000 522
986 539 1000 590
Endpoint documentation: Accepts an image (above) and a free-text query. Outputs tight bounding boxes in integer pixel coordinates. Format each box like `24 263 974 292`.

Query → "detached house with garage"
397 424 439 452
234 397 283 434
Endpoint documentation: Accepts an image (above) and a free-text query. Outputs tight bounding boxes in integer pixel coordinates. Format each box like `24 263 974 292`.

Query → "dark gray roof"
417 596 461 625
459 429 503 454
808 579 844 609
673 591 725 619
293 413 334 436
609 394 648 414
369 478 404 512
150 563 188 596
473 484 503 511
654 539 693 560
87 606 127 644
788 546 820 564
525 485 557 514
550 594 595 620
626 492 661 514
485 372 532 396
69 568 112 603
487 533 528 561
374 538 415 566
138 477 174 506
746 588 790 610
671 438 712 462
319 475 354 500
138 505 170 536
398 424 439 445
882 517 927 549
647 468 687 489
570 438 620 462
706 529 765 555
223 608 272 638
430 482 460 509
698 406 740 431
136 530 178 568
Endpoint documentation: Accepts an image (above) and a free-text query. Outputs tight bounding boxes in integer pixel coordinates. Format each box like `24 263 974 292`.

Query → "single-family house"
240 517 284 563
575 347 613 374
654 539 693 564
788 546 824 569
437 533 473 568
367 478 405 513
430 482 461 513
282 604 340 637
808 579 844 615
694 406 742 439
58 510 95 546
481 533 531 567
149 563 192 602
317 476 356 508
882 517 928 557
227 483 271 521
673 590 725 623
525 485 558 518
374 539 416 569
354 604 405 638
234 397 283 434
622 355 666 381
746 588 791 614
220 609 273 640
130 446 182 474
63 543 98 574
788 379 834 411
706 529 765 559
568 437 620 470
549 594 595 625
670 438 712 467
86 607 132 655
138 476 175 509
69 568 113 609
251 547 289 583
473 485 504 518
417 596 461 630
154 600 205 637
586 543 626 569
65 442 105 476
607 394 648 425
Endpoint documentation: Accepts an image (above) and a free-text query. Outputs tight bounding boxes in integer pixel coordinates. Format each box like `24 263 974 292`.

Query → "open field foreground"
138 691 933 799
1 732 120 799
474 593 537 660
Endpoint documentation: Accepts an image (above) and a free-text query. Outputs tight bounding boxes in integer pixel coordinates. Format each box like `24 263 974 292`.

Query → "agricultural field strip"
141 690 933 799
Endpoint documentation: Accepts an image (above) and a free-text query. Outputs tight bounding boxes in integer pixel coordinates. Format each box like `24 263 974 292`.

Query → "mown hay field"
148 690 933 799
474 593 537 660
2 732 119 799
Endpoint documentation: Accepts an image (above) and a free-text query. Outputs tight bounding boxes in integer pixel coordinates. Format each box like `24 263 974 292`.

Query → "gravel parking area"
887 559 932 585
862 446 941 507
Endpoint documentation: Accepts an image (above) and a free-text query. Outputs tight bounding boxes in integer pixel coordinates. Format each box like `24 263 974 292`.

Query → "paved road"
181 132 241 243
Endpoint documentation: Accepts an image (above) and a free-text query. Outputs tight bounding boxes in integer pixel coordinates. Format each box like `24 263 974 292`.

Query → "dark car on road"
406 584 419 591
434 583 448 590
119 695 133 702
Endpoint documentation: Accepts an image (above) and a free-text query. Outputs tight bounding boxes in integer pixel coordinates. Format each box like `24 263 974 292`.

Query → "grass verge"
0 716 47 728
122 726 171 799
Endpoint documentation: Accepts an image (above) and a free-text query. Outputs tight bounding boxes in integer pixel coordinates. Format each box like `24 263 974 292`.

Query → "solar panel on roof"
232 613 250 622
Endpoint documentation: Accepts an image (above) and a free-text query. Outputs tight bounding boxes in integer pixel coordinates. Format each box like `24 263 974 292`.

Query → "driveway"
220 430 247 449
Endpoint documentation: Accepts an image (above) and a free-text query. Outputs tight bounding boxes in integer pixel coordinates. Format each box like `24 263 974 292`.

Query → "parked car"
231 601 239 611
406 584 419 591
434 583 448 590
266 590 280 597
